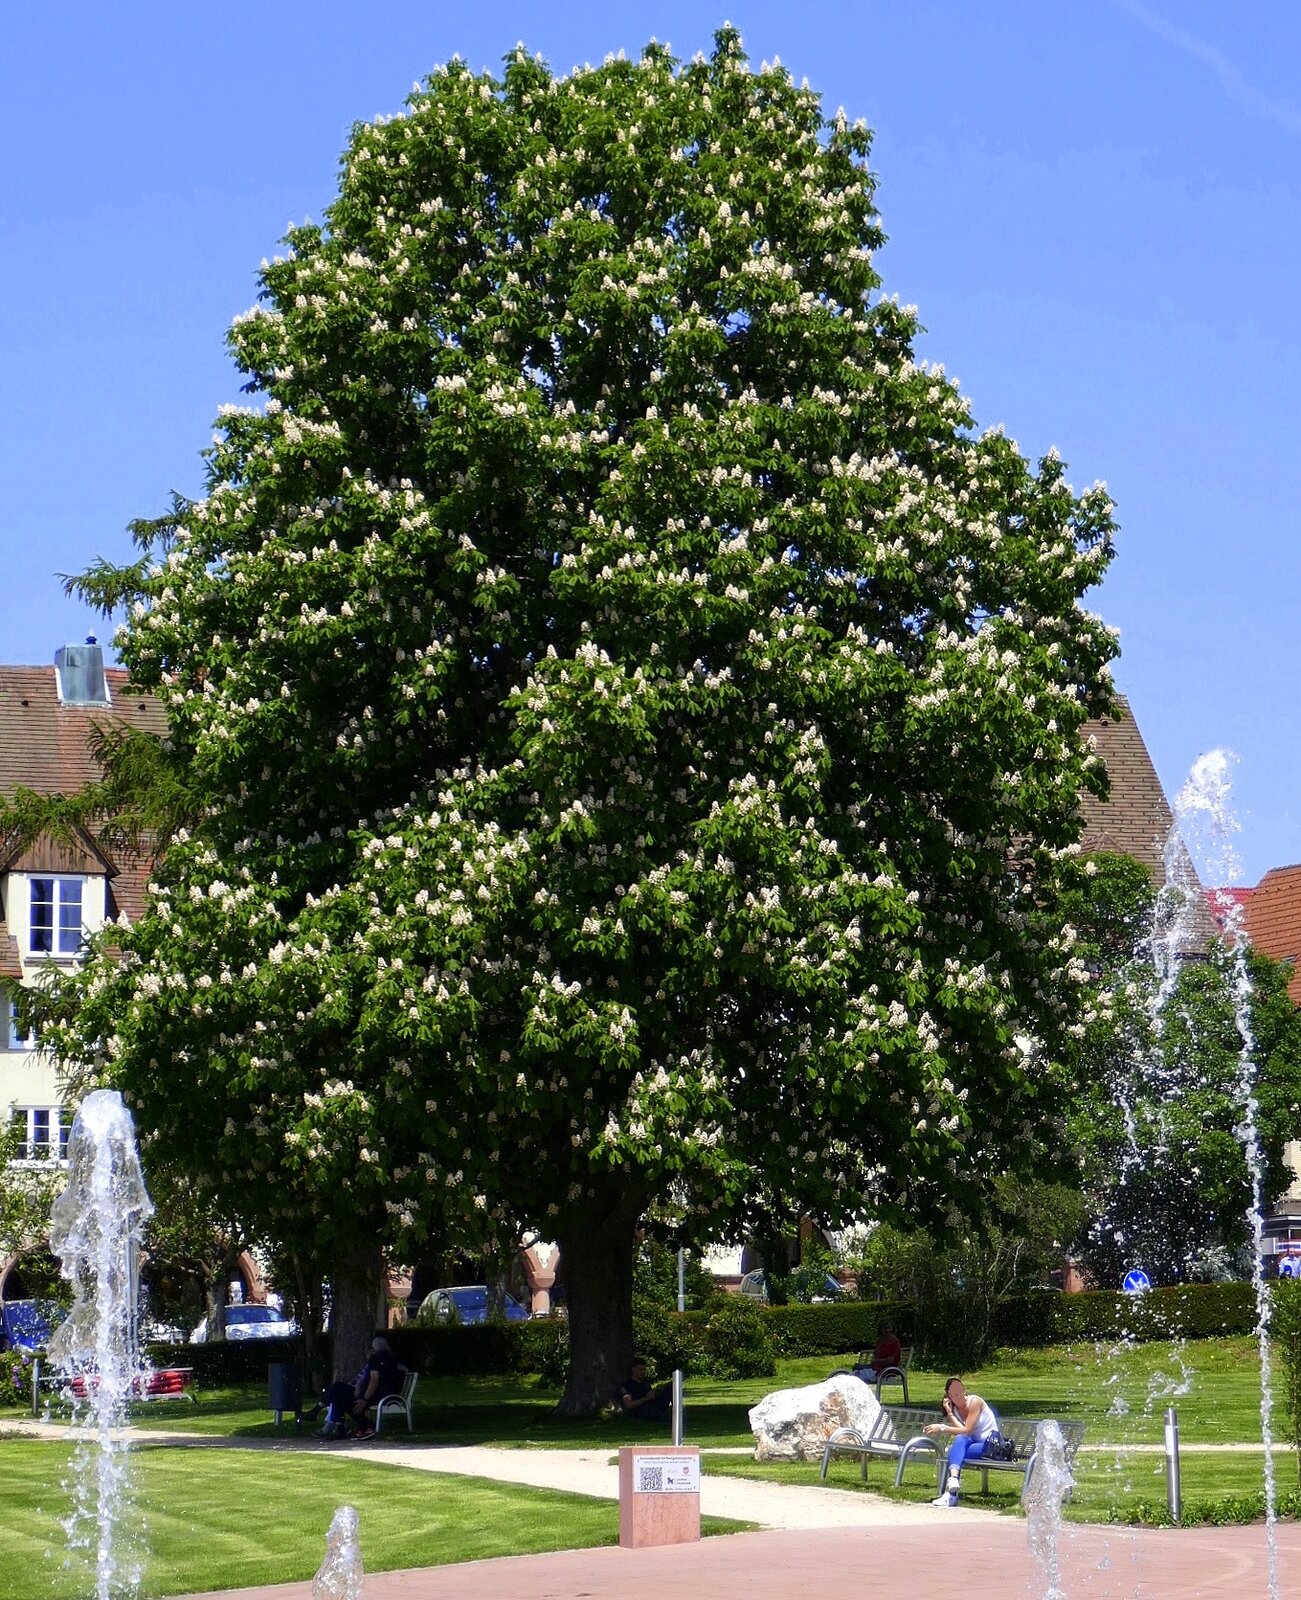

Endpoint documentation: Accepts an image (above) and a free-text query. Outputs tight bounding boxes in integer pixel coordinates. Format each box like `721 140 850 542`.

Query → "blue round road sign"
1122 1269 1151 1294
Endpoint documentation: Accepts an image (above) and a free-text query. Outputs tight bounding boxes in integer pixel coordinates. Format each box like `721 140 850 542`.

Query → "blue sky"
3 2 1298 883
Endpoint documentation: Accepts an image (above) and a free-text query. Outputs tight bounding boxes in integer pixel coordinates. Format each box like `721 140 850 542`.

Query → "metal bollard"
1164 1406 1181 1522
672 1248 685 1446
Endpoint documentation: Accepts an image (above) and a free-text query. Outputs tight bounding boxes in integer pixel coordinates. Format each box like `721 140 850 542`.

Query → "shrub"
1273 1278 1301 1495
633 1295 704 1377
0 1350 33 1409
700 1296 776 1378
518 1319 569 1391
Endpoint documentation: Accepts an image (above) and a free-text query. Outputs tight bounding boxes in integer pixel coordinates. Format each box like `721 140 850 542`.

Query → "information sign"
634 1454 700 1494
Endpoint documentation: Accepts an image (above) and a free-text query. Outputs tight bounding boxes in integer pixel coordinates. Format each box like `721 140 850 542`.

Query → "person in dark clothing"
315 1337 404 1440
351 1336 404 1439
615 1356 672 1425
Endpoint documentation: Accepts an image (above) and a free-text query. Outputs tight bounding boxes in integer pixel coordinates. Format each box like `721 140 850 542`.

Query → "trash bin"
268 1362 303 1427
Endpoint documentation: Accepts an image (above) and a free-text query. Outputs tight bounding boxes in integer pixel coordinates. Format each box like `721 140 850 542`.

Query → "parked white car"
191 1303 298 1342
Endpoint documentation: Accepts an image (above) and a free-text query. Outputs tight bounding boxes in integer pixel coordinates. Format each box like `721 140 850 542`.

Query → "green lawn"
0 1440 746 1600
8 1336 1298 1544
29 1340 1290 1453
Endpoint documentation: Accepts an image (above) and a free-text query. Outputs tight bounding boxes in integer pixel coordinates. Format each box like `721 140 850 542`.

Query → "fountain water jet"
1024 1420 1075 1600
47 1089 154 1600
312 1505 364 1600
1171 751 1279 1596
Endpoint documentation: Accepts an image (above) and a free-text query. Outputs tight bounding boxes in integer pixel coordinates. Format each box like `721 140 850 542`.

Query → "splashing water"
1173 751 1279 1597
47 1090 154 1600
1025 1420 1075 1600
312 1505 364 1600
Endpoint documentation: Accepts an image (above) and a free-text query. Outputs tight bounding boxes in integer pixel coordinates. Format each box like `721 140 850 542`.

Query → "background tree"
1058 853 1301 1286
36 29 1117 1408
847 1178 1085 1366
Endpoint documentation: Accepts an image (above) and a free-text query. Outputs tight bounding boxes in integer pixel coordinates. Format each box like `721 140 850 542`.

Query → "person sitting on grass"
923 1375 998 1506
615 1356 672 1425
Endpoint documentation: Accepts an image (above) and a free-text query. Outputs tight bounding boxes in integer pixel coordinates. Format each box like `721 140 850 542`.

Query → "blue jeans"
945 1434 988 1483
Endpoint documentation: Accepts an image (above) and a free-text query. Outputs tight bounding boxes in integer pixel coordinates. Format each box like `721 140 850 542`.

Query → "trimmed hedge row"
143 1335 311 1386
992 1283 1259 1346
383 1318 568 1379
137 1282 1266 1389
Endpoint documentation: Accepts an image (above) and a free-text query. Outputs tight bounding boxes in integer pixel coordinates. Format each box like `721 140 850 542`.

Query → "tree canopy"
34 29 1118 1407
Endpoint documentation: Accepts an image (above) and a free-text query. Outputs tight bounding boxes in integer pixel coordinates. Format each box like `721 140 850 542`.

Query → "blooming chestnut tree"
46 30 1118 1409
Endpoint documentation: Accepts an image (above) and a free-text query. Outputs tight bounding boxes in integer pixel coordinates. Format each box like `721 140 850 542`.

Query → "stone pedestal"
617 1447 701 1549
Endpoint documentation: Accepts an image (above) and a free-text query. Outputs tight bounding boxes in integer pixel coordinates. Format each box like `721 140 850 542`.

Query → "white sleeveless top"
966 1394 998 1441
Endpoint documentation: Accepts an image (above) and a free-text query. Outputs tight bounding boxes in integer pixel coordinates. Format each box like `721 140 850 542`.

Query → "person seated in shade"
852 1319 902 1384
615 1356 672 1425
350 1335 404 1439
923 1375 999 1506
315 1336 404 1441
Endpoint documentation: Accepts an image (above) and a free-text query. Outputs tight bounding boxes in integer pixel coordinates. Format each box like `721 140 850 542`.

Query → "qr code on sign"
639 1465 664 1492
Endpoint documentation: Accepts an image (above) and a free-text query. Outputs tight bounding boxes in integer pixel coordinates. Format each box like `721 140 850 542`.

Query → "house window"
11 1107 68 1162
30 877 84 956
5 997 36 1051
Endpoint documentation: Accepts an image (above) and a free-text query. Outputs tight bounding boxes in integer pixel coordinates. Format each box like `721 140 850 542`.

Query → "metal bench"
829 1348 913 1404
895 1415 1087 1503
819 1403 942 1483
35 1361 197 1411
375 1369 418 1434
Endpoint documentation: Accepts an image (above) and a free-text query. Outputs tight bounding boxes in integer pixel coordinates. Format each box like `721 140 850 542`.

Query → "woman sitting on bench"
923 1375 998 1506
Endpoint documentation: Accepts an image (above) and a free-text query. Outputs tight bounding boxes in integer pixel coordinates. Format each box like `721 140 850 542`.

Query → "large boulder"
748 1373 882 1462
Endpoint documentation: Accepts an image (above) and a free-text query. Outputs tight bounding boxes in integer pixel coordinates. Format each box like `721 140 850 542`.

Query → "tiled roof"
1243 866 1301 1006
0 663 164 961
1079 699 1175 879
0 666 165 798
1205 885 1254 934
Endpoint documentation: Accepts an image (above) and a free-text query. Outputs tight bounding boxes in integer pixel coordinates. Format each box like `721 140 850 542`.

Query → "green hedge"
383 1318 568 1379
761 1300 913 1359
993 1284 1259 1346
134 1282 1268 1392
142 1335 313 1386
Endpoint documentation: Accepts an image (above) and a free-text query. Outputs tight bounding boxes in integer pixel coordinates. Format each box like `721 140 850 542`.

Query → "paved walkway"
166 1520 1301 1600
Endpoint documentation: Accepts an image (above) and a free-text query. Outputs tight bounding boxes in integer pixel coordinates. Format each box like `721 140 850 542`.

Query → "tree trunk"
289 1249 329 1392
554 1188 645 1417
328 1235 386 1382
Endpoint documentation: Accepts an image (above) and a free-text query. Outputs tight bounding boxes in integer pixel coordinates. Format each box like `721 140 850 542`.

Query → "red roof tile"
1243 866 1301 1006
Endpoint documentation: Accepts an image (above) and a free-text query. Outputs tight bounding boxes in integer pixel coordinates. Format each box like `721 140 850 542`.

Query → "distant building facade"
0 641 163 1170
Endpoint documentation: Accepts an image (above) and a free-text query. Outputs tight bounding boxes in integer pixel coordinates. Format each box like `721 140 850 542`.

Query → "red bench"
68 1367 196 1405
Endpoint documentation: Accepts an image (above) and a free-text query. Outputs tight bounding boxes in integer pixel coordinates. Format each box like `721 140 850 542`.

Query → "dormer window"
31 876 84 956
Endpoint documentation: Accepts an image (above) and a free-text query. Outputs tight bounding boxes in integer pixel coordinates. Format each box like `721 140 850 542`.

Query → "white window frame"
11 1106 68 1163
5 996 37 1051
29 875 85 957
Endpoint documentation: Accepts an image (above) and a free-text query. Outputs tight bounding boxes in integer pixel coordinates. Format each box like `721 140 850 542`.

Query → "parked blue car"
418 1285 530 1324
1 1298 64 1352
